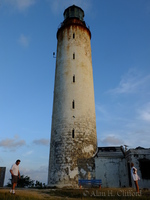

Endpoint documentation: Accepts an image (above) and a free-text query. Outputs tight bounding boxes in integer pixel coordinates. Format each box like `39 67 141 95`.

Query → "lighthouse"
48 5 97 187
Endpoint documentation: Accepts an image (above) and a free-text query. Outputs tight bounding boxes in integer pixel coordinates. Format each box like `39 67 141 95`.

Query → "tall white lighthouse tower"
48 5 97 187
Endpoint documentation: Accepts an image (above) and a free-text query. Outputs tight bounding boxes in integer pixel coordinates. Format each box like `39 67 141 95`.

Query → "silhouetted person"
10 159 21 194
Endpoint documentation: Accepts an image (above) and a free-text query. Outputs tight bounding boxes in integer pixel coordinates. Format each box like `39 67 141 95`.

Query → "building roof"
95 146 125 158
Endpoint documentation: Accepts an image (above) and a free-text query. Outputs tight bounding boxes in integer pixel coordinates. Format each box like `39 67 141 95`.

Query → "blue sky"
0 0 150 185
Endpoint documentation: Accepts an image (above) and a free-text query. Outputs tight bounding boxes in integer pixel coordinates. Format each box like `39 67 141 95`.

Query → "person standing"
130 162 140 193
10 159 21 194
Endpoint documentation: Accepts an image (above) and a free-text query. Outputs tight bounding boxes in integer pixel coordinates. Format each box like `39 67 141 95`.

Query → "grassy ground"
0 187 150 200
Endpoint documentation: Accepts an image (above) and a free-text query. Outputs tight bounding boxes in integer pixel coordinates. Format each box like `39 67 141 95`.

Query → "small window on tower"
73 75 75 83
72 129 75 138
73 53 75 59
73 33 75 39
72 100 75 109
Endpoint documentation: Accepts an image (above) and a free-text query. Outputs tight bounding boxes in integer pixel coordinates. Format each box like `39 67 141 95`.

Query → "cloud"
96 104 108 116
138 103 150 122
108 68 150 95
18 34 30 47
23 150 34 156
95 104 111 121
21 165 48 183
4 0 36 11
100 136 124 146
33 139 49 146
124 129 150 148
46 0 92 15
0 137 26 149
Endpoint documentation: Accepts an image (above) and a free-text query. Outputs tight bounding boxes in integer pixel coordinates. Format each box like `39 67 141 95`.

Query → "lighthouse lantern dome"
63 5 85 21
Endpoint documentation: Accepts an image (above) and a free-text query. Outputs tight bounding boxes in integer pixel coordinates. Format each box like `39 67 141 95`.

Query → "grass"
0 187 150 200
0 189 52 200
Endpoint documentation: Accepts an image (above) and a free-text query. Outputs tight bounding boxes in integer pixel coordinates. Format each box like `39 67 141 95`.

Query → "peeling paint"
69 167 78 179
83 145 94 153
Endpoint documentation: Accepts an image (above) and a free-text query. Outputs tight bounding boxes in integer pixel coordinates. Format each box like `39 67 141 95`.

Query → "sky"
0 0 150 185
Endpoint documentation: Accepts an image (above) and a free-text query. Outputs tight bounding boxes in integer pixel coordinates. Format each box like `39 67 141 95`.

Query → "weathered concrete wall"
0 167 6 187
95 157 128 188
126 148 150 189
48 16 97 187
95 147 150 189
95 147 129 188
